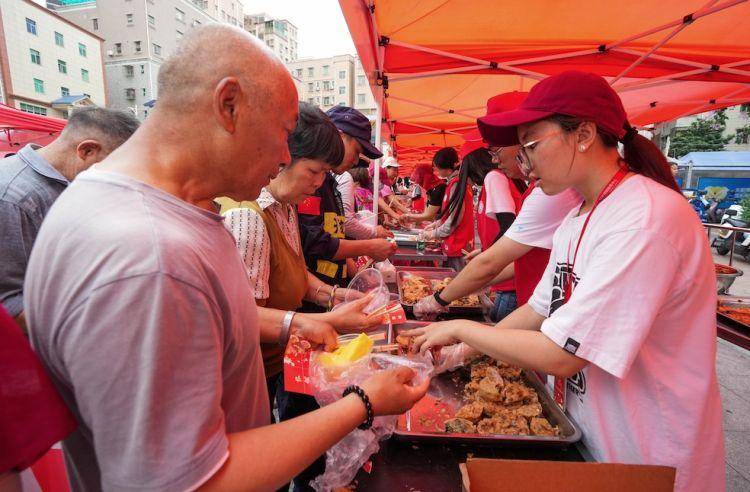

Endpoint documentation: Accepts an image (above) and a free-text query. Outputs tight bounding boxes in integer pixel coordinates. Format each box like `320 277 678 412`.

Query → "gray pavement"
711 245 750 491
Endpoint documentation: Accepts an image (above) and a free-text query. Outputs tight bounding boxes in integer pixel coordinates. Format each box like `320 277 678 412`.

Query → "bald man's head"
153 24 299 201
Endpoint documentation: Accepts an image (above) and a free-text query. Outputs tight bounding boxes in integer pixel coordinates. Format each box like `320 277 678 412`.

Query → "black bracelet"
343 385 374 430
434 290 450 307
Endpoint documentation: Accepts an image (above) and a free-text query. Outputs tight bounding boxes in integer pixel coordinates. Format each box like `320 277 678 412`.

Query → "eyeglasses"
488 147 503 161
516 130 563 177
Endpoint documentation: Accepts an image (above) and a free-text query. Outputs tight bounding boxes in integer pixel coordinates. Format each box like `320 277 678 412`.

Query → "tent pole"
373 102 382 220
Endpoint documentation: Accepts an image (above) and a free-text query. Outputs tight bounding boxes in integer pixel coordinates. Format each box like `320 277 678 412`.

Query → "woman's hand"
327 294 384 332
402 320 463 355
375 225 394 238
424 221 437 231
290 315 339 352
398 214 414 226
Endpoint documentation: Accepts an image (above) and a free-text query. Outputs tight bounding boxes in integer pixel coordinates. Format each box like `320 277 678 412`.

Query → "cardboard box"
463 458 675 492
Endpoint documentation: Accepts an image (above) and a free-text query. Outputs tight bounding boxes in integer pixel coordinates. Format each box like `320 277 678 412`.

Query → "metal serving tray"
717 295 750 330
392 231 420 247
392 323 582 448
395 267 491 317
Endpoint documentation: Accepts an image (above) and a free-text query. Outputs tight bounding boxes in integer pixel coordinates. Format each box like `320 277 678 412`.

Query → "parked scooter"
713 204 750 259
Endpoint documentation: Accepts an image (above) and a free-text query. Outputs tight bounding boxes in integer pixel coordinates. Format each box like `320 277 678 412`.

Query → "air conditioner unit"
107 50 114 57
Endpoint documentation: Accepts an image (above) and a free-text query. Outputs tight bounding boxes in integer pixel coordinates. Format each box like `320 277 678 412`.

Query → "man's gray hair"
63 106 140 146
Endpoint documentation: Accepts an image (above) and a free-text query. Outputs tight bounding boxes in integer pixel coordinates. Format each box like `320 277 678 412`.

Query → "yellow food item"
318 333 373 367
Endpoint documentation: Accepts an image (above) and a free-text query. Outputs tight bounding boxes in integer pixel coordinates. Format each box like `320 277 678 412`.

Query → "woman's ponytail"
621 125 681 193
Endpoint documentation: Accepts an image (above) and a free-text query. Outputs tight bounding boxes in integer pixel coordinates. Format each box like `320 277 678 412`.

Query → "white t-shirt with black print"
528 174 724 492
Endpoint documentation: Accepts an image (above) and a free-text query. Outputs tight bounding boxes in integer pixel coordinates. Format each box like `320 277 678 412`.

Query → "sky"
244 0 357 59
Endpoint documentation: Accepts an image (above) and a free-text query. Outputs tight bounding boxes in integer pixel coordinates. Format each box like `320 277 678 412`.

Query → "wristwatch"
433 291 450 307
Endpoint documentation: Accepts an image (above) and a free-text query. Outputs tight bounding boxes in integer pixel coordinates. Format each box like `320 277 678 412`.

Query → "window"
315 81 320 91
125 88 136 100
357 75 366 87
61 87 69 97
339 86 346 95
140 64 145 74
192 19 201 27
126 13 134 25
134 40 142 52
307 67 314 77
357 93 366 104
339 70 346 80
57 60 67 74
322 65 329 76
307 82 313 91
295 69 302 78
30 49 41 65
153 44 162 56
55 32 64 47
175 8 185 22
148 15 155 27
323 96 331 106
307 97 314 105
176 30 183 39
92 18 99 30
323 81 331 91
78 43 87 57
81 69 89 82
142 88 147 97
26 18 37 35
20 102 46 116
34 78 44 94
124 65 134 77
115 43 122 55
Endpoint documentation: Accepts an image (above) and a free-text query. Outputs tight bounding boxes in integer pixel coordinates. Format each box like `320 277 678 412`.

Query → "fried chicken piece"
530 417 558 437
445 418 476 434
476 414 530 435
476 418 498 435
496 363 523 380
515 402 543 418
477 376 504 402
470 361 491 380
455 401 484 423
503 415 531 435
463 380 481 398
395 334 412 352
502 382 533 405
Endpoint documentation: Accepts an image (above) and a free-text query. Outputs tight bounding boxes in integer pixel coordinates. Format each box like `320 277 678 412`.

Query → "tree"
670 109 734 158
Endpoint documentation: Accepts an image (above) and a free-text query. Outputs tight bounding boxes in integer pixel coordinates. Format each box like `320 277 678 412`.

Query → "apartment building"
244 13 297 64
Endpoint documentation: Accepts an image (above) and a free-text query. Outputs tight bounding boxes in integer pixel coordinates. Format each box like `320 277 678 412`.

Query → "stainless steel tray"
395 267 490 316
392 340 581 447
392 231 419 246
717 295 750 330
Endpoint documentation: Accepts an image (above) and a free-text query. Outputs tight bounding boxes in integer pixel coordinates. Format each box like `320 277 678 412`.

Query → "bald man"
25 25 426 491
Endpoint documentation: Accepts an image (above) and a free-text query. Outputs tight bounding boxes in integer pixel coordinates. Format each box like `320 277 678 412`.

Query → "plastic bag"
308 351 434 491
433 342 481 374
343 268 390 315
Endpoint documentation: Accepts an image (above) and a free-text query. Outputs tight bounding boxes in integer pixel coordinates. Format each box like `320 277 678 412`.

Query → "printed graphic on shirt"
548 261 586 404
548 261 579 316
323 212 345 239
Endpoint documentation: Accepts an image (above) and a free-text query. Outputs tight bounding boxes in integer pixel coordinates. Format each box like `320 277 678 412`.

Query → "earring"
579 145 586 152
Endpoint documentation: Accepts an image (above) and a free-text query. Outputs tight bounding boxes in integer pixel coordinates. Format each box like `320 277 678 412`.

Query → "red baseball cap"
464 91 529 142
477 71 628 146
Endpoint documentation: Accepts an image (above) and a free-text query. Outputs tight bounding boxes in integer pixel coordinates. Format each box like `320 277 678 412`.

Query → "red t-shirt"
441 176 475 257
477 170 524 292
0 307 76 472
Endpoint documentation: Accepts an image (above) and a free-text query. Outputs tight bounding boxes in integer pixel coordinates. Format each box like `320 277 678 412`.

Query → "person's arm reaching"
400 205 440 226
413 236 532 318
332 237 397 262
198 367 429 492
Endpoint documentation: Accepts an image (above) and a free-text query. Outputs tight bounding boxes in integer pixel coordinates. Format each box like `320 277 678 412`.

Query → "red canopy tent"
0 103 66 155
339 0 750 175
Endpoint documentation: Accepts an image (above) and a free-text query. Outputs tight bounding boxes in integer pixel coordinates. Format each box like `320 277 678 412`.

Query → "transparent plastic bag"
308 351 434 491
433 342 481 374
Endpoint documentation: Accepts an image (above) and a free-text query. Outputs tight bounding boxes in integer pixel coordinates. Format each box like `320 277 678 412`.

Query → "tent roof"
681 151 750 169
0 103 66 152
340 0 750 173
50 95 89 105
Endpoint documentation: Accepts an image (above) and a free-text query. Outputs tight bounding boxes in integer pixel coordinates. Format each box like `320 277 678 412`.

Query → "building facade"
0 0 106 118
51 0 242 120
287 54 377 119
244 13 297 64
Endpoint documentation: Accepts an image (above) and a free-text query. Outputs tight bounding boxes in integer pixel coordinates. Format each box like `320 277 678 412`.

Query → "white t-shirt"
481 170 516 217
505 186 581 249
528 174 724 492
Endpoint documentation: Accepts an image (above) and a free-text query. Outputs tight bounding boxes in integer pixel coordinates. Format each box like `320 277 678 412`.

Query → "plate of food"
396 268 489 316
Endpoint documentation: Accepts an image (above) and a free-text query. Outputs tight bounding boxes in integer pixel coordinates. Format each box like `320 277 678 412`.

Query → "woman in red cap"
407 71 724 492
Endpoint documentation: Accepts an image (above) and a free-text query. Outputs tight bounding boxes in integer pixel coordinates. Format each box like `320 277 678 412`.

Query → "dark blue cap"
326 106 383 159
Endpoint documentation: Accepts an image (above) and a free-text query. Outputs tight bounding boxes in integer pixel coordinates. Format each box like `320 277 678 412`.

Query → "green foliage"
671 109 734 158
740 195 750 223
735 125 750 145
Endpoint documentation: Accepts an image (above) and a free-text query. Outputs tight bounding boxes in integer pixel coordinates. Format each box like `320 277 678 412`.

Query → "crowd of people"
0 22 725 492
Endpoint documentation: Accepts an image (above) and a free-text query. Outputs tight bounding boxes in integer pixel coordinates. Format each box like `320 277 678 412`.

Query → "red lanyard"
564 166 629 303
